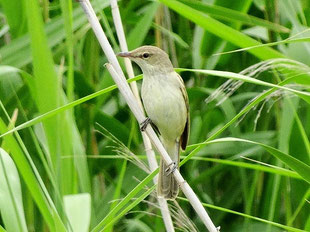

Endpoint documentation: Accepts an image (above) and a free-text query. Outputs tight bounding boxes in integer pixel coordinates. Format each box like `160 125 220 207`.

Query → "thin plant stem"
109 0 174 231
78 0 218 231
105 64 218 232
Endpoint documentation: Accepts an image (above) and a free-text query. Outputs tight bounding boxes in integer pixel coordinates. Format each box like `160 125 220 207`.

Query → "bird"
118 46 189 199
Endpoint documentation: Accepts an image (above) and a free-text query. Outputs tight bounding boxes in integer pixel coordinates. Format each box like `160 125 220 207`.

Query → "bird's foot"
140 117 152 131
165 161 177 176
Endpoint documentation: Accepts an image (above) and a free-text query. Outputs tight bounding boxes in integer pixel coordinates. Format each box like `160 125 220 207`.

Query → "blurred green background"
0 0 309 231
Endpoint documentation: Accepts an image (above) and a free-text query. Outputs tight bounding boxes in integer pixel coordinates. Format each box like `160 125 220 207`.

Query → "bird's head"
117 46 174 74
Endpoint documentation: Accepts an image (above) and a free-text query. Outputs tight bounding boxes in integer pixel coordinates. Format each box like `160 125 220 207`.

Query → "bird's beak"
117 52 132 58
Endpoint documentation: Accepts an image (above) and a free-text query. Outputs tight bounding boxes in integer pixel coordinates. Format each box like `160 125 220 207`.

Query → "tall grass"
0 0 309 231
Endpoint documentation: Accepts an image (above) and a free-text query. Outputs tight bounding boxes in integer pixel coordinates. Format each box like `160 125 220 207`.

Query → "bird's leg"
140 117 152 131
165 161 177 176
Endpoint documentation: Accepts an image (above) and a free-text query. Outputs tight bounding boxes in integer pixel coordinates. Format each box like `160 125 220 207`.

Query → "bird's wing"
176 73 190 150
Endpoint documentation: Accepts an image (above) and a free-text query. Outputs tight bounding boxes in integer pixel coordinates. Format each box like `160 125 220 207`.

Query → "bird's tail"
158 139 180 199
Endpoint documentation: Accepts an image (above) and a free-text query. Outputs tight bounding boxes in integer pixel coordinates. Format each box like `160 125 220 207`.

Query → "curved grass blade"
106 160 128 232
189 137 310 184
0 0 27 38
159 0 285 60
0 119 66 231
183 156 302 180
3 65 310 140
104 185 156 230
0 0 110 68
60 0 74 101
27 0 92 197
63 154 301 179
0 75 142 139
214 36 310 56
180 78 306 175
179 0 290 33
27 0 62 169
91 170 158 232
178 197 307 232
0 225 6 232
0 148 27 232
127 2 159 50
152 23 189 48
64 193 91 232
177 68 310 103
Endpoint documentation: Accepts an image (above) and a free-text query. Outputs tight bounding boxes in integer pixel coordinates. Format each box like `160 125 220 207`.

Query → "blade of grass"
2 64 310 141
64 193 91 232
214 36 310 56
0 104 69 231
286 98 310 159
60 0 74 102
152 23 189 48
179 0 290 33
105 160 127 232
0 0 109 68
2 66 310 139
0 119 65 231
184 156 302 180
127 2 159 50
0 148 27 232
62 155 301 179
177 197 307 232
189 137 310 184
0 225 6 232
0 75 142 139
104 185 156 229
26 0 61 169
288 188 310 225
1 0 27 38
27 0 86 198
180 75 307 178
91 169 158 232
159 0 285 60
177 68 310 103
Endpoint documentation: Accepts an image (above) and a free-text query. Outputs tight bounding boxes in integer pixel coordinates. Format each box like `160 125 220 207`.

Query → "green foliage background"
0 0 309 231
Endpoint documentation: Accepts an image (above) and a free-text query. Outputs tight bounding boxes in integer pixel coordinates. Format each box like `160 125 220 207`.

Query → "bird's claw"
140 117 152 131
165 161 177 176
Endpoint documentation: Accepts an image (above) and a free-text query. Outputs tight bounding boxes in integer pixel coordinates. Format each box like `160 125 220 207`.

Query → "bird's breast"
141 73 187 141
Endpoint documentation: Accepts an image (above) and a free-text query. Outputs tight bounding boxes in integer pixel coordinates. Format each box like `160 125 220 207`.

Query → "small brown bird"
118 46 189 199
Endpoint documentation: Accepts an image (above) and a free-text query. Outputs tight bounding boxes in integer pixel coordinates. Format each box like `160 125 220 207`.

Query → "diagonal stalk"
109 0 174 231
78 0 218 231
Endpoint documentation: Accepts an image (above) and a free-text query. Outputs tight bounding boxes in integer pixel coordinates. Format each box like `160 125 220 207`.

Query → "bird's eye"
142 52 150 59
